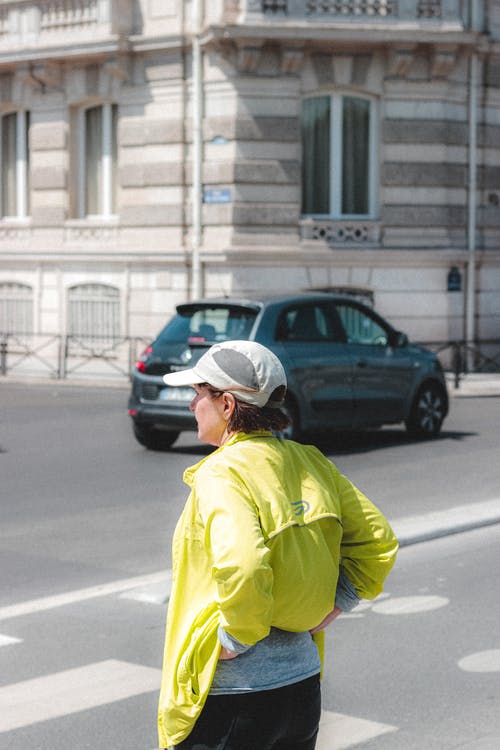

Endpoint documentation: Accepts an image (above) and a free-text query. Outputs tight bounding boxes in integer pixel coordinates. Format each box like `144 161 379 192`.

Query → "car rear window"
157 305 259 344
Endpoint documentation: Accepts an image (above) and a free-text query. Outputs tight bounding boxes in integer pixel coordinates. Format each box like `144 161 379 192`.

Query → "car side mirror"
390 331 408 348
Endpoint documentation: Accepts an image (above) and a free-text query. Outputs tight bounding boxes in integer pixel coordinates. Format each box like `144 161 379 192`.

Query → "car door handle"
356 359 368 368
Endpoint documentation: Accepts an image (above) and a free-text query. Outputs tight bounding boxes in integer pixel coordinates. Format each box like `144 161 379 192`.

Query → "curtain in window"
342 96 370 215
301 97 330 214
85 106 103 215
1 113 17 217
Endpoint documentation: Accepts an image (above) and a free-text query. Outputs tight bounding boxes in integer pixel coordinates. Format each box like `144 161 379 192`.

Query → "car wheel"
405 383 446 438
132 422 180 451
275 398 301 441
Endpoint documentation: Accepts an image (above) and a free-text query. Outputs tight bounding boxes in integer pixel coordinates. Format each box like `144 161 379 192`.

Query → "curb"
392 498 500 547
446 374 500 398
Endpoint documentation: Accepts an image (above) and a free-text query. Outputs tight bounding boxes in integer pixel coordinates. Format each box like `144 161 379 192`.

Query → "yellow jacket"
158 431 398 748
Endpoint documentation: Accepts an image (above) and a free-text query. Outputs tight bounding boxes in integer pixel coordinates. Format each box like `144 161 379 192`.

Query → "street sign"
203 188 232 204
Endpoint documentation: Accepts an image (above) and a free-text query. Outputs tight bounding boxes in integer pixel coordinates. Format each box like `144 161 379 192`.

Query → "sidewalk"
447 372 500 397
3 371 500 395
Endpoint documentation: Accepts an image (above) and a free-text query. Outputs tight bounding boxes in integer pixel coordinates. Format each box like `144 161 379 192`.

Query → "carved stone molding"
102 56 129 82
280 46 305 74
236 44 263 73
31 62 62 89
387 46 417 78
300 218 381 246
431 46 458 79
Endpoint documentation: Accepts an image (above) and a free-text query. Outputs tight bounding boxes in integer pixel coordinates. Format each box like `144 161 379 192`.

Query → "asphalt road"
1 383 499 749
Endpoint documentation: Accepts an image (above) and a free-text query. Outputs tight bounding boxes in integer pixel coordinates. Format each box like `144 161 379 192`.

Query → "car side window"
277 303 344 342
336 304 388 346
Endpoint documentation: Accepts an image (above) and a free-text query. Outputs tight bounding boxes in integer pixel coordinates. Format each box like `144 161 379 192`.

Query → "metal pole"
191 0 203 299
465 52 478 372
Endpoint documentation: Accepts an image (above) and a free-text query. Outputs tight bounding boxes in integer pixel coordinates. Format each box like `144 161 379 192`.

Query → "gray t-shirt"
210 627 320 694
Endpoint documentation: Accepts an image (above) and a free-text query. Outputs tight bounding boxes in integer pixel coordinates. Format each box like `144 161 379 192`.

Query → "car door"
334 301 417 426
275 301 354 429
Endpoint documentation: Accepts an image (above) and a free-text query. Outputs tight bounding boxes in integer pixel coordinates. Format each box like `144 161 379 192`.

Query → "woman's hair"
204 385 291 434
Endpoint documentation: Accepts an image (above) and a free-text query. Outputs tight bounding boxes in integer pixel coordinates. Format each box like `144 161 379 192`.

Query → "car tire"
405 382 446 438
275 397 301 441
132 422 180 451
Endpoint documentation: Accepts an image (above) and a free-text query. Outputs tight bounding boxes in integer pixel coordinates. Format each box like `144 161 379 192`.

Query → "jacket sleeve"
195 465 274 647
335 470 398 600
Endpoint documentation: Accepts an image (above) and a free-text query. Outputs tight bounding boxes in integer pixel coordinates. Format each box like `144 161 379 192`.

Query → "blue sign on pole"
203 188 232 204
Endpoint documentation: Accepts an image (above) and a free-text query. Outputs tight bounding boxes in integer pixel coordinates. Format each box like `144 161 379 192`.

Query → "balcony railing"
0 0 132 52
252 0 465 22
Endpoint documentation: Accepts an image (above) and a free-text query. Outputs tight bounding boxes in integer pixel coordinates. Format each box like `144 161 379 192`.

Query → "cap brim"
162 368 204 386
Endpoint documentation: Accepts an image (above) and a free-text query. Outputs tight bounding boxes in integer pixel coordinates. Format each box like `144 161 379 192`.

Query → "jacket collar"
183 431 273 487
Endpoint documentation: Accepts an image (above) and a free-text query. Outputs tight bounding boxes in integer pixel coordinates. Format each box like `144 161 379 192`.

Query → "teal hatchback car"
128 293 448 450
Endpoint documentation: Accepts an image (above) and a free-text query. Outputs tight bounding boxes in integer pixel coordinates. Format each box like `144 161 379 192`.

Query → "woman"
158 340 398 750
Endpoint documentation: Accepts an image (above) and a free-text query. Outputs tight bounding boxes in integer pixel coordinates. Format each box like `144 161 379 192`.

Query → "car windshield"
157 304 259 344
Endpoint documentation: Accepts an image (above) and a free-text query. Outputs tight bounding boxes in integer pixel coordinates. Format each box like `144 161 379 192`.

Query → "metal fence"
0 333 150 381
1 333 499 386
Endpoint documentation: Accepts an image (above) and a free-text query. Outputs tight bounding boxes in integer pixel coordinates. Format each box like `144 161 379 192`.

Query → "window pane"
301 97 330 214
160 305 258 344
68 283 120 344
111 104 118 213
278 303 343 342
342 96 370 215
85 106 103 215
24 112 30 215
2 113 17 217
337 304 387 346
0 282 33 333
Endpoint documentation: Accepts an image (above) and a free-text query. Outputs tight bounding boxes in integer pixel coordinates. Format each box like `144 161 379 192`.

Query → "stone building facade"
0 0 499 348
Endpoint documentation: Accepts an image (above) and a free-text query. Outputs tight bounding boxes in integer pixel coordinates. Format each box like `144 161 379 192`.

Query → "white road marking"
0 659 161 733
146 709 397 750
0 633 22 647
119 573 172 604
0 570 170 622
393 497 500 546
317 709 397 749
372 595 449 615
458 649 500 673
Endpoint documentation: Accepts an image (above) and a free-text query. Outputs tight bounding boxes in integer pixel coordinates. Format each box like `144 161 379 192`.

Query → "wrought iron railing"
258 0 456 20
416 339 500 389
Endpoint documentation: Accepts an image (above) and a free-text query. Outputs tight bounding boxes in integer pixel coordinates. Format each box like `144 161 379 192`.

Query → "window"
68 284 120 343
277 303 344 343
1 111 29 219
159 304 258 344
0 282 33 333
301 94 377 218
74 104 117 218
336 303 388 346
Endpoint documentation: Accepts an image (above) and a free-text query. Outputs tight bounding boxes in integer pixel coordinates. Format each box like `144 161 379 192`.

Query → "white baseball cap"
162 340 287 408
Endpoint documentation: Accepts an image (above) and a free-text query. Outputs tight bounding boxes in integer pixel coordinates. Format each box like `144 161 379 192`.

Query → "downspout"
191 0 203 299
465 52 478 370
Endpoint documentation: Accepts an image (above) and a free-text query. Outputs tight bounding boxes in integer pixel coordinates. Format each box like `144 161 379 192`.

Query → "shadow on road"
314 427 478 455
168 428 478 458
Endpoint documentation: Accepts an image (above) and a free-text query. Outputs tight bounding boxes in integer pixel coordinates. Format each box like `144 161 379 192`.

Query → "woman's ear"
221 392 236 421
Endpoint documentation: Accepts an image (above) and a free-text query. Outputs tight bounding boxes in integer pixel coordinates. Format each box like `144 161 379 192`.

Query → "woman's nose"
189 394 197 413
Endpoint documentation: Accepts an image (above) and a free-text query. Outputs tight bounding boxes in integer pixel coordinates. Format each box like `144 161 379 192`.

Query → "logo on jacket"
291 499 310 516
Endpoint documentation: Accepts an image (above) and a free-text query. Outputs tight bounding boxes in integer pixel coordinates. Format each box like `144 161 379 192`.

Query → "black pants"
174 674 321 750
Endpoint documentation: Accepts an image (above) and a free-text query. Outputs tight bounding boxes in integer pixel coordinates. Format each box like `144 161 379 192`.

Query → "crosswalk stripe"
0 570 170 622
0 659 161 733
0 633 22 647
317 709 397 749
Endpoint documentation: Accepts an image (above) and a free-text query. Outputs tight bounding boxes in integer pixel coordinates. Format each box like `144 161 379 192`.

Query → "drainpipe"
191 0 203 299
465 51 478 371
